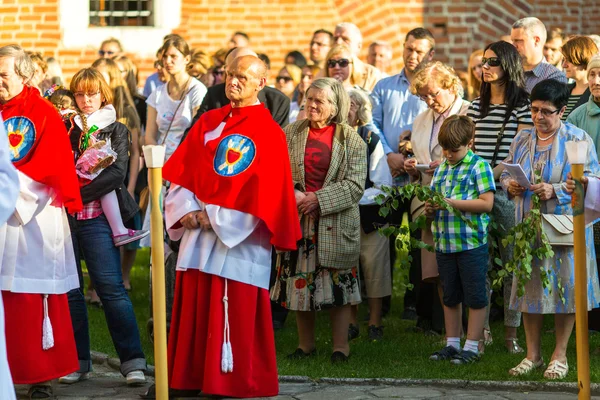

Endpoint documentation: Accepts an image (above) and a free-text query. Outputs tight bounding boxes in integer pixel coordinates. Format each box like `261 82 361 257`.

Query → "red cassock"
0 86 82 383
163 104 301 397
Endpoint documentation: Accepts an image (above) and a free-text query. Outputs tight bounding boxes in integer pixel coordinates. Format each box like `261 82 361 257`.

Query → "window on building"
89 0 153 27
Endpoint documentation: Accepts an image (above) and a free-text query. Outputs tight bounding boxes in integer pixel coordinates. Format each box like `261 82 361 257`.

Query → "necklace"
536 128 558 142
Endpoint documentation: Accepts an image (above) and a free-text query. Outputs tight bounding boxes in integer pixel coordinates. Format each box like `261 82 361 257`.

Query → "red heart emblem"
227 149 241 164
8 133 23 148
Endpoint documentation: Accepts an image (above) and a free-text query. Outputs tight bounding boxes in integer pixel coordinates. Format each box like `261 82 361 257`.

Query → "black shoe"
139 384 199 399
331 351 349 363
286 348 316 360
348 324 360 341
367 325 384 341
429 345 460 361
402 306 417 321
450 349 481 365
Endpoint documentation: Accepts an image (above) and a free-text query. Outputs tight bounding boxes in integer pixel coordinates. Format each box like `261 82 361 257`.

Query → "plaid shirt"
430 150 495 253
76 200 103 220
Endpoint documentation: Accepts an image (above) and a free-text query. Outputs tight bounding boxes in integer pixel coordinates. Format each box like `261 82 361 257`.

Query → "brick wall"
0 0 599 88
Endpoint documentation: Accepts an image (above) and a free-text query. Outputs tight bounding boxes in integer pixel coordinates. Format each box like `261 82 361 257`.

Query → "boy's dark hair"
530 79 570 110
438 115 475 150
257 53 271 70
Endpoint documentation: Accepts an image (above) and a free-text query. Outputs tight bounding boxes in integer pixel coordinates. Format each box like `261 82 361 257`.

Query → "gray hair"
347 88 372 126
368 40 392 57
335 22 363 44
0 44 35 81
308 77 349 125
512 17 547 43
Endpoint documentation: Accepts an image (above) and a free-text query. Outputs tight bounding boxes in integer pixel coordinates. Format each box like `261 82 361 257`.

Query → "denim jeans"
67 214 146 376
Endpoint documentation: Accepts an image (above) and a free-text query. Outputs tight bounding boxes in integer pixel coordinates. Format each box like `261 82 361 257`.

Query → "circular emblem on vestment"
213 134 256 177
4 116 36 162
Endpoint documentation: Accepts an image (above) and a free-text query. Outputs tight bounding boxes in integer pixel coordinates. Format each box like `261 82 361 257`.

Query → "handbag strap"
490 119 508 167
160 77 192 145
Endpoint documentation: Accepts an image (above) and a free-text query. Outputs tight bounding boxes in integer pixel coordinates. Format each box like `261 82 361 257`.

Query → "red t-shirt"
304 124 334 192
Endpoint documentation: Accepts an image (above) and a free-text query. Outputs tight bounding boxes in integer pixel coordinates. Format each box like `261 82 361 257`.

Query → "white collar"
74 104 117 131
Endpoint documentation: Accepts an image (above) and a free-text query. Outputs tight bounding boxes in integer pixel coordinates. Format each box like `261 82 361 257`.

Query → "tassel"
42 295 54 350
221 279 233 373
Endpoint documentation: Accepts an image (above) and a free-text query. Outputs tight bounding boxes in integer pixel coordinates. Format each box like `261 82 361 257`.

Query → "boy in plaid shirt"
424 115 495 364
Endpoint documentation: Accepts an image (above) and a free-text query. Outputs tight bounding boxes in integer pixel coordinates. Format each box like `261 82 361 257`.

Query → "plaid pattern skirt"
270 216 361 311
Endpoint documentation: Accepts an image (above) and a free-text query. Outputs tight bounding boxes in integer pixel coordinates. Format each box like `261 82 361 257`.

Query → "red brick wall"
0 0 599 88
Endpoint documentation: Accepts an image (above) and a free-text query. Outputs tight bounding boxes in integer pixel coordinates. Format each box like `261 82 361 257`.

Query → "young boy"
424 115 495 364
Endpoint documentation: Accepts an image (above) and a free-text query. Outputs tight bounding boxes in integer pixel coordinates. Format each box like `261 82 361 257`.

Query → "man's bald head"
225 47 258 67
231 55 267 79
225 54 267 107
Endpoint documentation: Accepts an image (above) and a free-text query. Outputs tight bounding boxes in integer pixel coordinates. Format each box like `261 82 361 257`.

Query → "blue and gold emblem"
4 116 36 162
213 134 256 176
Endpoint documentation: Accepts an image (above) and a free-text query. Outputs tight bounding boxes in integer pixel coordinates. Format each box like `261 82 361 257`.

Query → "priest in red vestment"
0 45 82 398
156 55 301 398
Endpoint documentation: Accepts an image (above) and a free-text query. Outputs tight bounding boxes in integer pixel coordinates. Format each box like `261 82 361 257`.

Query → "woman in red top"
271 78 367 363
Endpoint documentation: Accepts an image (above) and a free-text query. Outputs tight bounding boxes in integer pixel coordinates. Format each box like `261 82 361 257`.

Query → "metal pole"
143 145 168 400
572 163 590 400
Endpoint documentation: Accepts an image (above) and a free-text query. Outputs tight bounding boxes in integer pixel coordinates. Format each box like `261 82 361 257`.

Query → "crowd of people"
0 14 600 400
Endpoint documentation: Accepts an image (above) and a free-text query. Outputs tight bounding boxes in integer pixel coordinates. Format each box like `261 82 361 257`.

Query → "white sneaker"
126 370 146 386
59 371 89 384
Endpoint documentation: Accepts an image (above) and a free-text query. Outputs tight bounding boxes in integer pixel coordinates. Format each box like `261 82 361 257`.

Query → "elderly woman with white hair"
346 88 393 341
271 78 366 363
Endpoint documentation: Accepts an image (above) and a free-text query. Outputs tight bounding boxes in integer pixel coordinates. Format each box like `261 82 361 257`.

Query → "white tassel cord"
220 279 233 373
42 294 54 350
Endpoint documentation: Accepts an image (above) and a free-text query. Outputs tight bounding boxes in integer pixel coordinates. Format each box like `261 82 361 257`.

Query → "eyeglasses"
417 89 441 102
481 57 501 67
531 107 561 117
327 58 352 68
276 76 293 83
98 50 116 57
74 92 100 99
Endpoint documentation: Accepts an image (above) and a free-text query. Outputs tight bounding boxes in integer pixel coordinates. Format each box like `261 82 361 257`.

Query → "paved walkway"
13 365 600 400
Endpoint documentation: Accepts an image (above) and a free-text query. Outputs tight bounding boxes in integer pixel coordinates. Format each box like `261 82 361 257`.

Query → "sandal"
544 359 569 380
509 357 545 376
28 385 53 399
505 338 524 354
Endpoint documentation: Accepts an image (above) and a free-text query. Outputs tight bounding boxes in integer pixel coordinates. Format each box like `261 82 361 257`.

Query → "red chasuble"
0 86 82 213
163 103 301 251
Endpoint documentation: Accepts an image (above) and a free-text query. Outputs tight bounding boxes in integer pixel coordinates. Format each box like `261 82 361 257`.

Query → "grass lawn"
86 248 600 382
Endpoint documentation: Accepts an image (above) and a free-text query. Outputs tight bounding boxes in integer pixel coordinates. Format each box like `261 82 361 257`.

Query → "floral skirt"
270 216 361 311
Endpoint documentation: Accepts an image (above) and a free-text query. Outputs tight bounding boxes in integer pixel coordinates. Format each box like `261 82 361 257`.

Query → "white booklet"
501 162 532 188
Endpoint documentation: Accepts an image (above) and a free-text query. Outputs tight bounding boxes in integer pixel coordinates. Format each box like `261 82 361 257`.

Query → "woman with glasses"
501 79 600 379
324 44 359 91
467 40 533 354
560 36 598 120
275 64 301 99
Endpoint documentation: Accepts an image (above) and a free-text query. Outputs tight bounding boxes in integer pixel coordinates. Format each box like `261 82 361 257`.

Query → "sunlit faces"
228 34 249 49
0 57 26 104
481 50 504 84
225 61 263 104
367 44 391 72
561 59 585 80
531 100 565 135
305 87 334 125
543 37 564 67
416 80 456 115
162 46 190 76
442 143 471 165
333 27 361 56
310 33 332 64
348 98 359 127
327 51 353 85
510 28 538 61
275 67 295 98
74 89 103 115
469 54 483 83
298 66 314 94
403 36 433 73
99 42 121 58
589 68 600 101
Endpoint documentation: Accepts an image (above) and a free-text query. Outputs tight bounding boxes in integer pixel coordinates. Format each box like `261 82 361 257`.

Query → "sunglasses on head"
327 58 351 68
98 50 116 57
481 57 501 67
276 76 293 83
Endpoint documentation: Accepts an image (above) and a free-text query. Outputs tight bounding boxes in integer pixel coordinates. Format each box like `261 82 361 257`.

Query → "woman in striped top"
560 36 598 120
467 41 532 355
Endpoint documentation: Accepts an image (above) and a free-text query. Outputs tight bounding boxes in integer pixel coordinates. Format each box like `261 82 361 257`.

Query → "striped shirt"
468 99 533 167
430 150 496 253
562 93 582 121
524 60 567 94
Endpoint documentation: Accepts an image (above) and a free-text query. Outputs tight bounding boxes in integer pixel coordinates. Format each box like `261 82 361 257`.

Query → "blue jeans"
67 214 146 376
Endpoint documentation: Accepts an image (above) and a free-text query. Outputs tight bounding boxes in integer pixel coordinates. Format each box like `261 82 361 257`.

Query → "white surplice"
165 185 272 290
0 170 79 294
0 117 21 400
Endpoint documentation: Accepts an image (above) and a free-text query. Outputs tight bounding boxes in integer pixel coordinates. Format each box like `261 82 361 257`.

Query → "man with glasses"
370 27 434 321
309 29 333 70
511 17 566 93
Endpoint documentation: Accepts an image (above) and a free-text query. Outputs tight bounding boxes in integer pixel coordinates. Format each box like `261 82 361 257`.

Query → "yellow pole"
143 145 168 400
572 163 590 400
